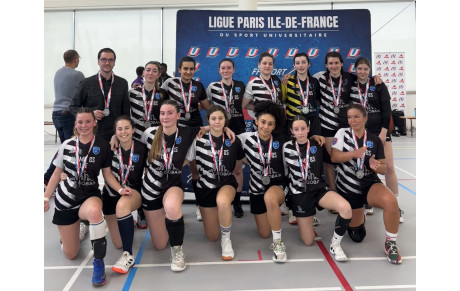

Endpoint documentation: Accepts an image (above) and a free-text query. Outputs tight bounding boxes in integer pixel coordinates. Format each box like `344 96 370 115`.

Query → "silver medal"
103 108 110 116
185 112 191 120
144 121 152 128
333 106 340 114
262 176 270 185
356 170 364 179
302 107 309 114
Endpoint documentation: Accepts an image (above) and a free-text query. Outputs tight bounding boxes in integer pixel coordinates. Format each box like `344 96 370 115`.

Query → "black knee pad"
92 237 107 259
348 223 366 243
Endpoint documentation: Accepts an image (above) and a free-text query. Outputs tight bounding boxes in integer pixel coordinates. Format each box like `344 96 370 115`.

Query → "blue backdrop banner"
175 9 371 88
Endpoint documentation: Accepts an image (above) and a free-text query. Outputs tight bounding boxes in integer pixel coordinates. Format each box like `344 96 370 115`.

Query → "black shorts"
250 184 285 215
337 180 382 209
291 186 329 217
142 181 183 211
52 195 102 225
321 127 338 138
102 188 141 215
196 183 237 208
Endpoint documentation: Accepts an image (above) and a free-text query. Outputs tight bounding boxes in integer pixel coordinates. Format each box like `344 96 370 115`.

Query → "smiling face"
355 63 370 83
258 56 274 78
75 112 97 138
218 60 235 81
347 108 367 131
255 113 276 140
294 55 310 76
178 61 195 83
208 110 226 134
98 52 115 75
159 104 180 129
291 119 310 143
115 119 134 144
325 56 343 77
144 63 160 85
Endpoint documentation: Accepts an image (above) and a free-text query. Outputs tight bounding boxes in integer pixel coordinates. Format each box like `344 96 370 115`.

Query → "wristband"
118 188 123 194
44 197 50 202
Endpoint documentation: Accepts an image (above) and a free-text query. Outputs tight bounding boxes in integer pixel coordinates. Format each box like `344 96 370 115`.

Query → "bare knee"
63 247 79 260
86 206 103 223
302 238 314 246
115 199 131 218
153 239 168 250
338 202 352 219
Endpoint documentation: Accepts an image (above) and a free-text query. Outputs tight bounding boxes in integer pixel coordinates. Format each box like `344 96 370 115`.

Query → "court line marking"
354 285 416 290
394 165 416 178
61 250 93 291
122 229 152 291
315 233 353 291
233 288 342 291
398 183 416 196
44 255 416 270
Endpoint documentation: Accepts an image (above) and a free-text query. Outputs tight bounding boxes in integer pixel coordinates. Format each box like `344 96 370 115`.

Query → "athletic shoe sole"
112 265 133 274
221 255 234 261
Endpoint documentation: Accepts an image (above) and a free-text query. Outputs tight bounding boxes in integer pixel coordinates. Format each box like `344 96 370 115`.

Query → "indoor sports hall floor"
43 126 416 291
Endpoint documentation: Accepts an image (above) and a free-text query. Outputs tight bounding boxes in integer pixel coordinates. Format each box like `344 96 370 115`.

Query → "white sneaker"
221 238 234 260
280 202 289 216
79 221 89 242
364 204 374 215
270 240 287 263
288 210 297 225
171 246 186 272
330 241 347 262
399 208 404 223
313 216 320 228
112 251 135 274
196 206 202 221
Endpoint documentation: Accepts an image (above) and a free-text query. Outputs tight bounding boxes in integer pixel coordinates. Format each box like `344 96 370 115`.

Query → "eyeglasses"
99 58 115 64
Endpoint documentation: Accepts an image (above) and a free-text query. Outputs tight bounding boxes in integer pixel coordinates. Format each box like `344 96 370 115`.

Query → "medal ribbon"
178 79 192 114
118 142 134 186
208 134 225 177
296 77 310 107
351 129 367 172
295 140 311 184
256 134 273 178
162 129 178 173
259 77 277 104
97 72 114 110
220 81 233 112
328 75 342 108
358 80 369 110
74 136 96 178
142 86 156 122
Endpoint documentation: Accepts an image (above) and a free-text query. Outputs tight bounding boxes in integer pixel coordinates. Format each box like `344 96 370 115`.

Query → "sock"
233 192 241 205
220 224 231 241
165 216 184 247
117 213 134 255
334 215 351 237
272 229 282 242
386 231 398 242
90 219 107 259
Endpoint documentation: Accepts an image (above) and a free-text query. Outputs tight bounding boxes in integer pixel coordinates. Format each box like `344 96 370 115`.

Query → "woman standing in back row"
161 56 213 221
206 58 246 218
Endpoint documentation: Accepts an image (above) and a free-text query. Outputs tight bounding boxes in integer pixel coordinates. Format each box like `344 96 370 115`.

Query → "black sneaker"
233 203 244 218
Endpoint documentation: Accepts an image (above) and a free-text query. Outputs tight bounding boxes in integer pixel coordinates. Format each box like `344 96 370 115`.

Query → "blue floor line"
399 182 416 196
122 229 151 291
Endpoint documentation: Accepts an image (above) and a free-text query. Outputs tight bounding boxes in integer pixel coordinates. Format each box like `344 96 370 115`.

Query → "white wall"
44 0 416 117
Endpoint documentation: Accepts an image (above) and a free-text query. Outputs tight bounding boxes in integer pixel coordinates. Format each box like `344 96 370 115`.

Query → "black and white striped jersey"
53 136 111 210
243 75 284 108
140 126 199 202
282 139 327 195
102 140 148 197
129 86 168 141
206 80 246 135
161 77 207 127
238 132 288 195
349 79 392 136
316 71 356 131
186 133 244 189
332 128 385 195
